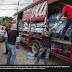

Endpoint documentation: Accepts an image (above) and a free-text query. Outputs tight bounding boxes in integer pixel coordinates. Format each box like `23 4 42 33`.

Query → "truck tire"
31 39 41 55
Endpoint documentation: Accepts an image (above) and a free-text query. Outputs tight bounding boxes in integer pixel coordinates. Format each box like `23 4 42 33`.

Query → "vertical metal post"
17 1 19 31
70 40 72 60
28 9 32 46
17 1 19 12
29 16 31 35
46 0 49 30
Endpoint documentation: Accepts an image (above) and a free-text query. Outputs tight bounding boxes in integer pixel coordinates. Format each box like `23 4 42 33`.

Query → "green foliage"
1 17 13 27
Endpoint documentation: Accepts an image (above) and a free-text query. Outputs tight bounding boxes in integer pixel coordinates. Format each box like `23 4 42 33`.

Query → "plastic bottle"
16 36 20 43
53 21 65 33
28 52 35 59
49 14 57 22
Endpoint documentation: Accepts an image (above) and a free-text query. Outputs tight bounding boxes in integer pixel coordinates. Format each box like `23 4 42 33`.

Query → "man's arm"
16 31 19 37
57 12 65 23
42 28 52 37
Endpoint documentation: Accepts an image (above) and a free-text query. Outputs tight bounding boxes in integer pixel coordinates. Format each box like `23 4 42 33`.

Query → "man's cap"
6 23 11 28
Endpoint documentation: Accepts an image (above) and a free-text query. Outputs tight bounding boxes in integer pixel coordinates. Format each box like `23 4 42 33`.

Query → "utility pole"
17 1 19 30
17 1 19 12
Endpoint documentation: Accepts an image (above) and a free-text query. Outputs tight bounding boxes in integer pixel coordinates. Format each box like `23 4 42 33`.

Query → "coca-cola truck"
13 0 72 63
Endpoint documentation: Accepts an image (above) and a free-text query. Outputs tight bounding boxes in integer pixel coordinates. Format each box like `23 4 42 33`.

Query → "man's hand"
61 18 67 24
51 28 56 31
61 20 65 24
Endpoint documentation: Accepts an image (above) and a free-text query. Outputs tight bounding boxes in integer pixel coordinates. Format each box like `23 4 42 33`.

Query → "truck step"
52 37 71 45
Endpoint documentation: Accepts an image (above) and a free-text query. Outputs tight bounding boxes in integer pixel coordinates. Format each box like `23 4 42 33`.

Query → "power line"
0 9 15 10
0 1 31 11
0 3 28 6
0 8 22 11
0 4 23 5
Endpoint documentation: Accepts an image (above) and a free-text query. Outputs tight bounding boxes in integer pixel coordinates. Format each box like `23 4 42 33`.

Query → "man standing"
57 4 72 39
6 24 19 65
35 25 52 65
0 26 4 43
4 23 11 54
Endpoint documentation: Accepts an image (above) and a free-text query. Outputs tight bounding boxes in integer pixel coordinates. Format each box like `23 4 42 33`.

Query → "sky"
0 0 33 17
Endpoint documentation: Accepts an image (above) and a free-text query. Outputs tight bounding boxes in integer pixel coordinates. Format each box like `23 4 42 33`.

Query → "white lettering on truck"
31 1 47 18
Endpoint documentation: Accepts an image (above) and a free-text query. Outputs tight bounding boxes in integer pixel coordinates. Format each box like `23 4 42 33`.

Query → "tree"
1 17 13 27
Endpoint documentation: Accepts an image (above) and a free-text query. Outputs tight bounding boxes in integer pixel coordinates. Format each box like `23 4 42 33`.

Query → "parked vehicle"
13 0 72 63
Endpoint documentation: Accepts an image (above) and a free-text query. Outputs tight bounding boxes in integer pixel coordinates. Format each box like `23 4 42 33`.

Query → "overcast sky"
0 0 33 17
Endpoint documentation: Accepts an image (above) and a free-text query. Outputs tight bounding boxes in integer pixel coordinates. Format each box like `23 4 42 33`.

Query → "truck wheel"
31 40 41 55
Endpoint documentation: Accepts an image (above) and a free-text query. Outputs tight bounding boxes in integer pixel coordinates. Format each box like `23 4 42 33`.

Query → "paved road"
0 42 71 65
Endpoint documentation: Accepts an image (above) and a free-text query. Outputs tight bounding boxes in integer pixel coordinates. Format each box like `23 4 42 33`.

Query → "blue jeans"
61 19 72 38
7 44 16 65
5 37 8 53
36 47 50 65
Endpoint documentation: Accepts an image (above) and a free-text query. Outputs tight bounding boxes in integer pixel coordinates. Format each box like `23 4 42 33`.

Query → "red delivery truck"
13 0 72 63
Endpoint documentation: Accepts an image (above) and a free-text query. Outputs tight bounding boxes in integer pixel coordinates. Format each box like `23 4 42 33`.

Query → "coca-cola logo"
31 1 47 18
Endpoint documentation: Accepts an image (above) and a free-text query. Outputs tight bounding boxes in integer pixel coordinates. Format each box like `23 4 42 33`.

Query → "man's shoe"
34 61 38 65
6 64 9 66
3 53 8 54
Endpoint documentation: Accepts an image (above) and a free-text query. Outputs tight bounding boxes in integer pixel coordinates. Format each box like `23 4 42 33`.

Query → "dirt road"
0 42 71 65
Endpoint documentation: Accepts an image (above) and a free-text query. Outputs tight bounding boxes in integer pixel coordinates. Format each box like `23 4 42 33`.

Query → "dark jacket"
8 30 19 45
41 28 52 48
